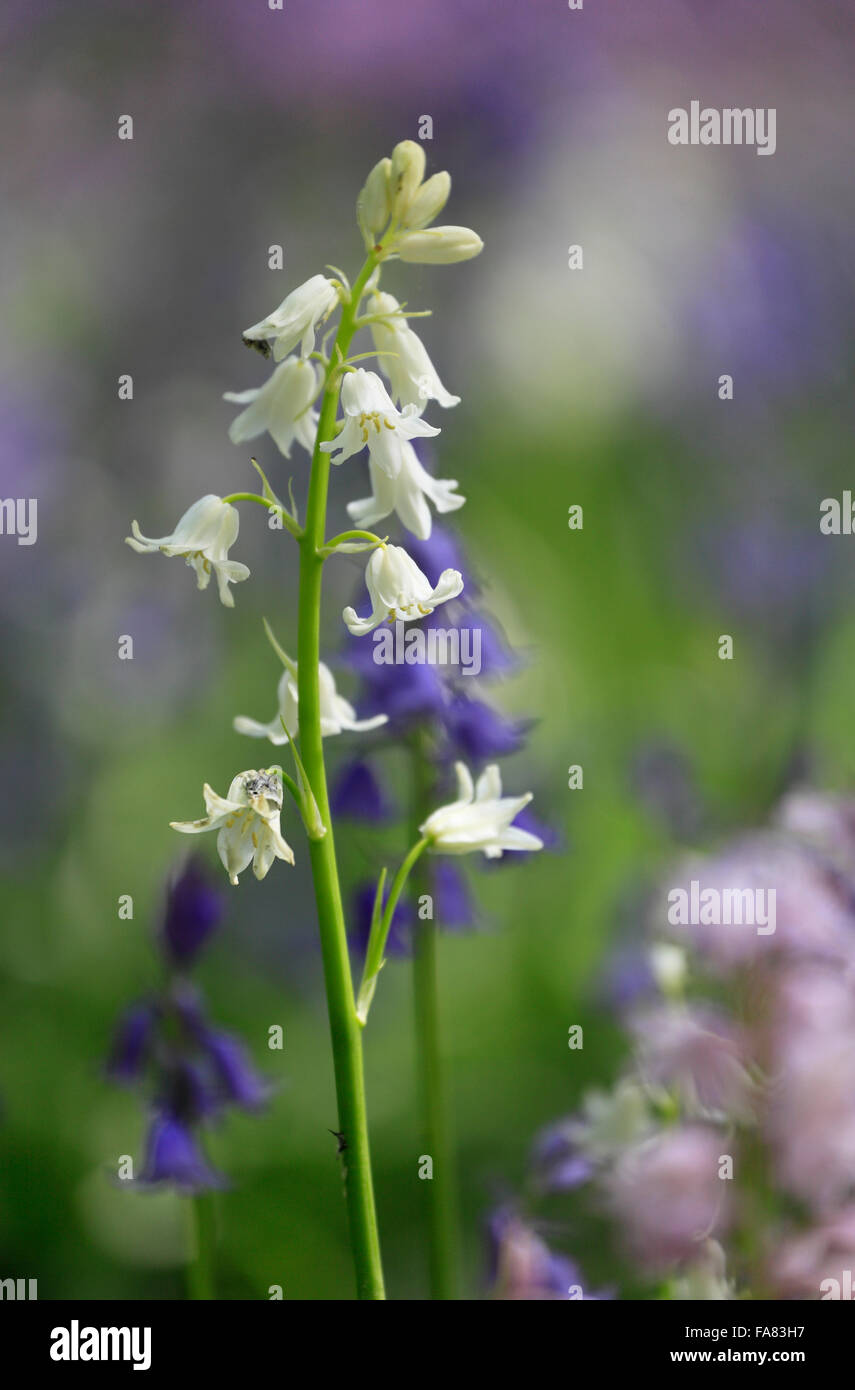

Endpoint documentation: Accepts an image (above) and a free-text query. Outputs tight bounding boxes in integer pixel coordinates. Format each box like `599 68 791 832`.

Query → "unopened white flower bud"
396 225 483 265
401 171 451 230
389 140 426 221
649 943 687 996
357 157 392 247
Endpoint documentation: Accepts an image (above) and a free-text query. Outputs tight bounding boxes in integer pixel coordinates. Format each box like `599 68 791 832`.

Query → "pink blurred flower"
608 1125 729 1269
772 1207 855 1299
630 1004 754 1119
765 962 855 1213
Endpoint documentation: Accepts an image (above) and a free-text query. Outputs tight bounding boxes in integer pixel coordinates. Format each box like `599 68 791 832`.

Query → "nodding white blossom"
242 274 339 361
234 659 387 744
343 542 463 637
420 762 544 859
396 226 483 265
126 495 249 608
368 291 459 411
320 368 439 478
347 446 464 541
170 770 295 885
224 357 319 458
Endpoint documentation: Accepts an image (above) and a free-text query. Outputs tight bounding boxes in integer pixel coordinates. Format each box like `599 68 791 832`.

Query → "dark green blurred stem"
410 731 460 1299
187 1193 215 1300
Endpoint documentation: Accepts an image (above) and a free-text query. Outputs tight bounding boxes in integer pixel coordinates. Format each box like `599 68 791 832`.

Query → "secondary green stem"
410 732 460 1299
297 255 386 1300
186 1193 215 1300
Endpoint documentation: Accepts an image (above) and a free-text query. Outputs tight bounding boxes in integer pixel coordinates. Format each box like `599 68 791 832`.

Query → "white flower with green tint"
347 444 464 541
321 368 439 478
396 226 483 265
242 274 339 361
126 494 249 607
368 291 459 411
343 542 463 636
234 660 387 744
224 357 320 458
170 770 295 885
421 763 543 859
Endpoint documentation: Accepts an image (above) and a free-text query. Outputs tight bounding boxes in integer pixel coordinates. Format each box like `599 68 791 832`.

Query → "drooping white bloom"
396 226 484 265
420 762 543 859
234 658 388 744
347 444 464 541
343 542 463 637
320 368 439 478
368 291 459 411
170 770 295 885
125 495 249 607
242 274 339 361
224 357 319 458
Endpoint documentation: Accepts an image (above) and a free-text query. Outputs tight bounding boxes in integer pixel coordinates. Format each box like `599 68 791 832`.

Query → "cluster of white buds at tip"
357 140 483 265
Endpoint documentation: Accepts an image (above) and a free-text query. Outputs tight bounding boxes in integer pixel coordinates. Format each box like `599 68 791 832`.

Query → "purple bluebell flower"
161 856 224 967
422 602 517 680
529 1122 594 1193
599 945 659 1013
440 692 528 762
137 1112 226 1193
202 1030 270 1111
330 758 394 822
106 1002 159 1085
107 858 269 1196
156 1057 222 1125
405 525 474 592
432 861 476 930
350 883 414 959
486 1207 597 1300
346 637 448 727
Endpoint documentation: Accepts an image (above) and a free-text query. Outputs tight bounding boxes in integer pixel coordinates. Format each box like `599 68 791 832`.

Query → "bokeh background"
2 0 855 1298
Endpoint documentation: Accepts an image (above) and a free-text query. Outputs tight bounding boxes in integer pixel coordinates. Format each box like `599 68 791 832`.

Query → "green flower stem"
410 735 460 1300
356 838 431 1024
320 529 386 556
296 254 386 1300
221 492 302 540
186 1193 216 1300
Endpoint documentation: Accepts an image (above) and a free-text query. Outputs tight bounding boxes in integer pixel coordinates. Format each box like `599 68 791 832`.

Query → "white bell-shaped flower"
126 495 249 607
369 292 459 411
343 542 463 637
320 368 439 478
224 357 319 458
347 444 464 541
234 658 387 744
242 274 339 361
170 770 295 885
420 762 543 859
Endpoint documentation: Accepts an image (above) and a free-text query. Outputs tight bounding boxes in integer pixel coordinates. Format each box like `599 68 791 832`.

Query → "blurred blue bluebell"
433 861 475 930
441 692 528 762
350 882 414 959
331 757 394 822
137 1113 226 1194
161 856 224 968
